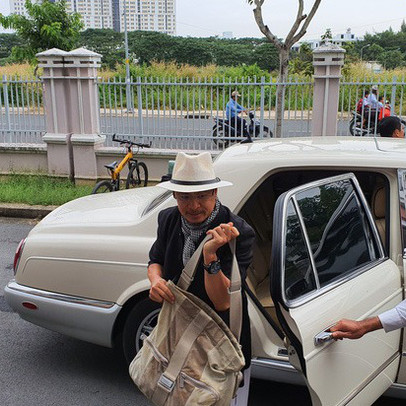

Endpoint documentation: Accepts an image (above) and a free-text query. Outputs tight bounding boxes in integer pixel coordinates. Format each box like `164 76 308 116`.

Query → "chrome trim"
339 352 399 405
7 281 115 309
398 170 406 258
251 358 306 386
279 173 386 309
352 174 385 259
23 256 148 269
292 196 320 290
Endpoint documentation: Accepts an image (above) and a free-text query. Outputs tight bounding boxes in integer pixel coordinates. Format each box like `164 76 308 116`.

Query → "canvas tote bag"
129 236 245 406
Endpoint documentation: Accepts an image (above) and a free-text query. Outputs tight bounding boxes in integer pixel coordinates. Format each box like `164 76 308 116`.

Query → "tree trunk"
275 49 289 138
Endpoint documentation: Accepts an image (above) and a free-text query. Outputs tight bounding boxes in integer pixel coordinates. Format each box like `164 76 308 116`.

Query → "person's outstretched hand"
329 316 382 340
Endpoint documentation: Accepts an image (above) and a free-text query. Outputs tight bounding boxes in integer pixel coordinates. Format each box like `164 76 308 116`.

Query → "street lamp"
360 44 371 62
123 0 133 112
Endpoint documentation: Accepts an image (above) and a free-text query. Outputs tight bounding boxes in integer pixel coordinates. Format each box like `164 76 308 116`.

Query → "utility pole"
360 44 370 62
123 0 133 112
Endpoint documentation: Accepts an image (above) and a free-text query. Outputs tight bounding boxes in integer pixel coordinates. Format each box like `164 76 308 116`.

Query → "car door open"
271 173 402 406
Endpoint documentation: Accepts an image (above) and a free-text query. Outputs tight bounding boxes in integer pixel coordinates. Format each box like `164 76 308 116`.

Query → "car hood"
35 186 168 230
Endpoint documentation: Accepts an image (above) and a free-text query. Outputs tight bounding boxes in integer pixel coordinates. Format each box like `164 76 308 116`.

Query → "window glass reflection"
296 180 376 287
284 200 316 300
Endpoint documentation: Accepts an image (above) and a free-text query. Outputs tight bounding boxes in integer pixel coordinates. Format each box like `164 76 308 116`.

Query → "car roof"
216 136 406 169
214 136 406 209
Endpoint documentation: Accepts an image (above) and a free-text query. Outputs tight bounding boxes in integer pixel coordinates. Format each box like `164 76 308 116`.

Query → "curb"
0 203 58 219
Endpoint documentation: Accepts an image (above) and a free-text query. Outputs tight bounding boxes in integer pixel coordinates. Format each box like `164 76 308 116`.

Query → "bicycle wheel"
126 162 148 188
91 180 114 194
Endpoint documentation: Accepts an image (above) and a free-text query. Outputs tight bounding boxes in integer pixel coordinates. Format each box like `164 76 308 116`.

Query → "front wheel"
126 162 148 188
122 298 161 364
212 127 229 149
91 180 113 194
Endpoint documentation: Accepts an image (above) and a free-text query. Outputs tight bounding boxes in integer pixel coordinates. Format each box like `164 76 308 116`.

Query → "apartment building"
9 0 176 34
66 0 114 30
113 0 176 34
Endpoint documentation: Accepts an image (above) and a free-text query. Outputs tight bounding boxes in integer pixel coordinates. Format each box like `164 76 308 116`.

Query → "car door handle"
314 331 333 346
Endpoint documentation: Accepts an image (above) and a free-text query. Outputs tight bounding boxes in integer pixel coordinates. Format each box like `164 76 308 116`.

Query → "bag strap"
152 310 210 405
176 235 242 342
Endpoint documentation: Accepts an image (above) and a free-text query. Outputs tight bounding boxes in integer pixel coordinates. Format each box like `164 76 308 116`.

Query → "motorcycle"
212 111 273 148
349 102 391 136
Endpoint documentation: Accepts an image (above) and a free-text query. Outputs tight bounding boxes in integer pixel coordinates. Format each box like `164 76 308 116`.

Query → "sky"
0 0 405 41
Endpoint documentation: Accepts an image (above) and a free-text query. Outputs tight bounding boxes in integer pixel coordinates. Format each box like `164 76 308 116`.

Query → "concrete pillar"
64 48 105 182
37 47 105 181
37 48 73 178
311 43 345 136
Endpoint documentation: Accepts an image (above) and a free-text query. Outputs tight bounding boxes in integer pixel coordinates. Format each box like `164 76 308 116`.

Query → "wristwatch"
203 259 221 275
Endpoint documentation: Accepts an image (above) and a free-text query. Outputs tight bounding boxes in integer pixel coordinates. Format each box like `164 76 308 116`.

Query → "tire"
212 127 229 149
91 180 113 194
349 118 355 136
122 298 161 364
126 162 148 188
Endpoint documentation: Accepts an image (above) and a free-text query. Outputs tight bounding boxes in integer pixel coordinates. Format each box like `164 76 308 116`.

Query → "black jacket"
149 203 255 367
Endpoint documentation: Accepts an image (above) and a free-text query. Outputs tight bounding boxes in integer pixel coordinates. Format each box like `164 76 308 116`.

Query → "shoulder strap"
177 235 242 342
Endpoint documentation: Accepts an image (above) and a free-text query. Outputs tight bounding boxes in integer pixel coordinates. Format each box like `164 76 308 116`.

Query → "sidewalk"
0 203 57 219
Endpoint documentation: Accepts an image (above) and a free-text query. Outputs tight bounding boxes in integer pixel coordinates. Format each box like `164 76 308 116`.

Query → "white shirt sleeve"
378 299 406 332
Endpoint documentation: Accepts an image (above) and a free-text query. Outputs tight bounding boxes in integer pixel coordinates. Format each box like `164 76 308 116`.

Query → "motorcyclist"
378 96 391 121
356 90 369 114
226 91 251 141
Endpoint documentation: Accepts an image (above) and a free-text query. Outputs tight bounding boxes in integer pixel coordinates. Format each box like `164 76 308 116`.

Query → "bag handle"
177 235 242 342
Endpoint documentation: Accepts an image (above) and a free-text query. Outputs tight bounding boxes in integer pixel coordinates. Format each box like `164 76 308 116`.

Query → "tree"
320 28 332 44
248 0 322 137
379 50 405 70
289 42 313 76
0 0 83 63
0 33 23 62
79 29 124 69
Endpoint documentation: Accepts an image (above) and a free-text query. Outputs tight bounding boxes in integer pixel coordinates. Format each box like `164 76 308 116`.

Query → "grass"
0 175 93 206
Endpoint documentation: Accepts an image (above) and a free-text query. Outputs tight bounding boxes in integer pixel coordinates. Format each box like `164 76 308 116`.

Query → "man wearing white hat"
148 151 255 405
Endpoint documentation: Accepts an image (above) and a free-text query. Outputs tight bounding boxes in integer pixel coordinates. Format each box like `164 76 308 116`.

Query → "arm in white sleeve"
378 299 406 332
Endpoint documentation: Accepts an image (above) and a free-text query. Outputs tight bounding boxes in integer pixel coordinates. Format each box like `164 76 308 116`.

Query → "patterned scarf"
181 199 220 266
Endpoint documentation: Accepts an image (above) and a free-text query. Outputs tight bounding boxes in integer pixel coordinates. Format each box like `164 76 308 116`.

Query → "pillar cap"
313 43 346 54
66 47 102 59
313 43 346 67
36 48 68 58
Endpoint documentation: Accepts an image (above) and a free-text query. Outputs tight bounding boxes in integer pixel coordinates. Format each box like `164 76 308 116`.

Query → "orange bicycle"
92 134 151 194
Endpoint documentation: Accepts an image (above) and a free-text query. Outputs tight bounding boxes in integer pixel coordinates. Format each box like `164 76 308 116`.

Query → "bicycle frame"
112 150 133 180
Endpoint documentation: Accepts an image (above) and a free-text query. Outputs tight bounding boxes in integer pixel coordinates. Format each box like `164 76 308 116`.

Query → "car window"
284 200 316 300
284 178 381 302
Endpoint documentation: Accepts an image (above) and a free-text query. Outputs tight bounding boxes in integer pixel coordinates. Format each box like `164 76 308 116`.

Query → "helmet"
371 85 378 91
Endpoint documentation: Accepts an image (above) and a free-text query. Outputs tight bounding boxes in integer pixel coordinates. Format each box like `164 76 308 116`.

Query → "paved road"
0 113 353 149
0 218 402 405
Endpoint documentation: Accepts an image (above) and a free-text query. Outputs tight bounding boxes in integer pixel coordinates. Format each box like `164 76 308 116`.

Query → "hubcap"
135 309 160 352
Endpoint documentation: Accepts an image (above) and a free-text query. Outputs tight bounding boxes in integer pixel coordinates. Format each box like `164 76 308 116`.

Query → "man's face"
174 189 217 224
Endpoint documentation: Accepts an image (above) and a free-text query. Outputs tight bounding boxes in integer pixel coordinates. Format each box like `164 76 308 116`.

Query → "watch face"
207 260 221 274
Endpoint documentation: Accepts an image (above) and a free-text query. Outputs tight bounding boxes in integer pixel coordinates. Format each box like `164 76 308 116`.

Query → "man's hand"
329 317 382 340
203 222 239 263
149 276 175 304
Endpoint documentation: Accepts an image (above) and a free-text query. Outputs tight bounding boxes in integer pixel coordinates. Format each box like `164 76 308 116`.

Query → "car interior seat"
371 185 386 247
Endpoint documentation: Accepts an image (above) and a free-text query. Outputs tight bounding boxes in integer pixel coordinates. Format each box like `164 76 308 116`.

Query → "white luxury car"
5 136 406 405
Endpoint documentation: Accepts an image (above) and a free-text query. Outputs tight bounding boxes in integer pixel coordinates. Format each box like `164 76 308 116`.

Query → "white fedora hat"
157 152 232 193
